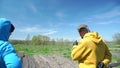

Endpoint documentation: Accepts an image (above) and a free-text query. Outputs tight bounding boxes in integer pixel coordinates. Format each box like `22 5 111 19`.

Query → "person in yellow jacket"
71 24 112 68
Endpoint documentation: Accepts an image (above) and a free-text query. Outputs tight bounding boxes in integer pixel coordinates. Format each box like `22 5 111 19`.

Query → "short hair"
10 24 15 32
79 28 88 32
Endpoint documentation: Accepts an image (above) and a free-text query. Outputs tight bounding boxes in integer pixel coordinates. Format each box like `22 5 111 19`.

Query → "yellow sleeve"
102 43 112 65
71 40 91 61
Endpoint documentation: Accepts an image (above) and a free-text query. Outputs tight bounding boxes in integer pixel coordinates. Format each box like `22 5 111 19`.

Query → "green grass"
112 56 120 62
107 43 120 68
107 43 120 52
14 44 72 58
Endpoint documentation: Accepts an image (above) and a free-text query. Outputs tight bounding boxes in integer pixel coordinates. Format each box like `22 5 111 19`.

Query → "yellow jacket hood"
84 32 102 44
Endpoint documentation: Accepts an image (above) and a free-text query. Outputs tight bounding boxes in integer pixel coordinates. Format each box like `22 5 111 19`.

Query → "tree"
56 38 64 46
113 33 120 44
31 35 50 45
41 36 50 45
51 39 56 45
10 40 25 45
25 34 31 45
26 34 30 41
31 35 41 45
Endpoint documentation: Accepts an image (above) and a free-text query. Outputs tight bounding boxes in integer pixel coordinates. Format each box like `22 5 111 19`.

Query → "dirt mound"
33 55 78 68
18 52 120 68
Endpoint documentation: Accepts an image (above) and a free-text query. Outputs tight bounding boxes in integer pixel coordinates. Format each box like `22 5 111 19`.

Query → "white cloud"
85 6 120 25
43 30 58 35
69 23 77 27
19 27 40 33
18 26 58 35
69 23 81 27
94 7 120 19
97 21 114 25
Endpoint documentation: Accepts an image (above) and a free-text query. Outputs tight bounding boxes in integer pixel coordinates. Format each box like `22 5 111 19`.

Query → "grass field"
14 43 120 58
14 44 72 58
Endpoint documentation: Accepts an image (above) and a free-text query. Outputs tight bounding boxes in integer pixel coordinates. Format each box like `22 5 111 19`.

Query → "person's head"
0 18 15 41
78 24 90 38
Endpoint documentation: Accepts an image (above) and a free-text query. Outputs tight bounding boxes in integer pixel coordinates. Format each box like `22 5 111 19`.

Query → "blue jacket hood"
0 18 11 41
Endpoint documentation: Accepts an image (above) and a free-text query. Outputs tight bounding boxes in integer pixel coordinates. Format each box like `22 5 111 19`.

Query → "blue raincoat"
0 18 22 68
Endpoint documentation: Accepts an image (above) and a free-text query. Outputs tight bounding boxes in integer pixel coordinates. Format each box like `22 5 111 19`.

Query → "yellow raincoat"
71 32 112 68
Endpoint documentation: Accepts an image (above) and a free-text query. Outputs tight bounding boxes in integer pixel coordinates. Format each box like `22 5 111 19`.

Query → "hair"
10 24 15 32
79 28 90 32
79 28 86 32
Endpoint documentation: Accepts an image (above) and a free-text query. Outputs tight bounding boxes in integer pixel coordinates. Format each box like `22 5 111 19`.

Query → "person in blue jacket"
0 18 22 68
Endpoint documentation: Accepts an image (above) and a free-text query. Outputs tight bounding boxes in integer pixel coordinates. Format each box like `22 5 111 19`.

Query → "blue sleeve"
4 53 22 68
1 42 22 68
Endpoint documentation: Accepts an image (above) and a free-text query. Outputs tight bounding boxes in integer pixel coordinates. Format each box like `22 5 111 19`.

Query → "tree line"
10 34 72 46
10 32 120 46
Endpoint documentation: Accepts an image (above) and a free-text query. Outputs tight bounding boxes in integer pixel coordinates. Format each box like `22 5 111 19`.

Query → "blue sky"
0 0 120 41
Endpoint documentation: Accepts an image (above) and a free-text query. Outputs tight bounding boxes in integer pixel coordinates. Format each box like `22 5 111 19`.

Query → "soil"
33 54 78 68
18 52 120 68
